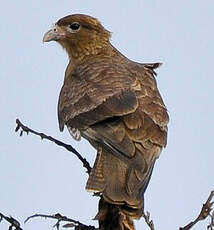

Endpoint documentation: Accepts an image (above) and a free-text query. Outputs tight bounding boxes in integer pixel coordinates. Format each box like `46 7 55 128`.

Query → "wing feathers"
58 59 168 213
63 89 138 129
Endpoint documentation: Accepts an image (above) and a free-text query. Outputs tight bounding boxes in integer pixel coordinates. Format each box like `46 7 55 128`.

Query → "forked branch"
0 212 23 230
25 213 96 230
179 190 214 230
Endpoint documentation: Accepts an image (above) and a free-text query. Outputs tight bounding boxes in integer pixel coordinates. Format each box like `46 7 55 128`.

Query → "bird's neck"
61 40 115 63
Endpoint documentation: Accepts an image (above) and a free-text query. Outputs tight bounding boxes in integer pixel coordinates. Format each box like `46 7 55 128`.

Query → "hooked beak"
43 26 66 42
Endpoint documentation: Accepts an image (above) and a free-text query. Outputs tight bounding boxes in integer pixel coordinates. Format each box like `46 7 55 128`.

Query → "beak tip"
43 27 65 43
43 29 55 43
42 38 48 43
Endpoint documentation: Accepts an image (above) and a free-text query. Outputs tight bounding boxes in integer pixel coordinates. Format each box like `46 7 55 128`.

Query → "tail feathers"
86 147 106 192
86 147 143 217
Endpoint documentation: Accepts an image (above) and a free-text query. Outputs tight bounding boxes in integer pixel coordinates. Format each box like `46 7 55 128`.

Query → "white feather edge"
67 126 81 141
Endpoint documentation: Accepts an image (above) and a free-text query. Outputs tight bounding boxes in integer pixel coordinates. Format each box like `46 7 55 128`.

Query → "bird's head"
43 14 111 60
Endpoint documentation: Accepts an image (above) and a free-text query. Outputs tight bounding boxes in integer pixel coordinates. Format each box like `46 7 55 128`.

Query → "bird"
43 14 169 230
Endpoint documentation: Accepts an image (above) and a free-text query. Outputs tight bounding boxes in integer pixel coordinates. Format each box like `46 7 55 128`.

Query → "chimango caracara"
43 14 169 228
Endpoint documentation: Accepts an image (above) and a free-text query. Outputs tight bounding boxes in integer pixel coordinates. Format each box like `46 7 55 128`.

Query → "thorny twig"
24 213 96 230
15 118 91 174
0 212 23 230
179 190 214 230
142 190 214 230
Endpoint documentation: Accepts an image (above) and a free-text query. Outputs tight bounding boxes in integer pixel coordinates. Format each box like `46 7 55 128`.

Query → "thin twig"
179 190 214 230
24 213 96 229
0 212 23 230
142 211 155 230
15 118 91 174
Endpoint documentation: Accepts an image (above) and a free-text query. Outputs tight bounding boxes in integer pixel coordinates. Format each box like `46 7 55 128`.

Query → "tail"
86 147 146 218
86 144 158 229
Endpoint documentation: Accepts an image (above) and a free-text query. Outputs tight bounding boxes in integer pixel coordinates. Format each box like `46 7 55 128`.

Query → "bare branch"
142 211 155 230
14 119 214 230
15 118 92 174
0 212 23 230
24 213 96 229
179 190 214 230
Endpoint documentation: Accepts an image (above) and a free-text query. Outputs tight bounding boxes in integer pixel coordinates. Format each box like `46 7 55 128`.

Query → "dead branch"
24 213 96 230
0 212 23 230
15 118 91 174
179 190 214 230
13 119 214 230
142 211 155 230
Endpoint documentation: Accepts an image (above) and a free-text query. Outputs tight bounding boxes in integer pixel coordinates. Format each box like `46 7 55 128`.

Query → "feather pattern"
44 14 169 226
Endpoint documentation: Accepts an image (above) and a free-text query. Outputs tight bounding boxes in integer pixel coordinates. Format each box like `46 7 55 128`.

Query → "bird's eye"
68 22 80 31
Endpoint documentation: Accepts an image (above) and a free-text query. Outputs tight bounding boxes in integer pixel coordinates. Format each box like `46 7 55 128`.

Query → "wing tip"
142 62 163 76
143 62 163 69
153 62 163 69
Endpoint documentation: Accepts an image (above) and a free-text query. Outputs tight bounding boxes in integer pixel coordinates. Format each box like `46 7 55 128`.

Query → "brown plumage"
43 14 169 230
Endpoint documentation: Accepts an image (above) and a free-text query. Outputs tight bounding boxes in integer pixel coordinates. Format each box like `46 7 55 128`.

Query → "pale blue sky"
1 1 214 230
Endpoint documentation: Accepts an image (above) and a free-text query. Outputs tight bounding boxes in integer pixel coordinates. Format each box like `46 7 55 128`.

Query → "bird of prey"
43 14 169 229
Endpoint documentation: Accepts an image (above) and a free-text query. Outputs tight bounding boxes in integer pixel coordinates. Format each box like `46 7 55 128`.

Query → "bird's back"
58 50 168 218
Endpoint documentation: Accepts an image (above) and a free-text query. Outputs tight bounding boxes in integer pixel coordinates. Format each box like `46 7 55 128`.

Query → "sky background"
1 1 214 230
